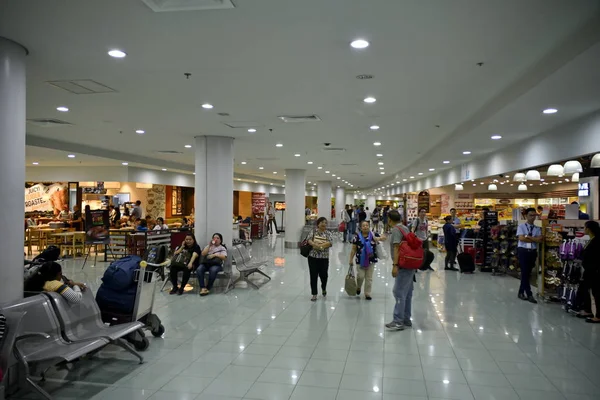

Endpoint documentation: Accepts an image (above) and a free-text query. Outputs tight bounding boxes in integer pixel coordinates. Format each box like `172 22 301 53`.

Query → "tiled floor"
17 235 600 399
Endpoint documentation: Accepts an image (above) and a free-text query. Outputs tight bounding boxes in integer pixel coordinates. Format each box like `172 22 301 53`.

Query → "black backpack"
144 245 168 265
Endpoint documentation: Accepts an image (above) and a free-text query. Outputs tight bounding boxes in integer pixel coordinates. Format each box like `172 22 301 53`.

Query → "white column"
367 195 377 212
285 169 306 248
317 181 333 219
335 187 345 221
0 38 27 304
345 193 354 206
194 136 234 247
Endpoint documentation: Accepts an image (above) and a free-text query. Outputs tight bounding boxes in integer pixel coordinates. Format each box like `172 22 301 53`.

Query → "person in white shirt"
365 207 372 222
341 205 351 242
153 217 169 231
516 207 543 303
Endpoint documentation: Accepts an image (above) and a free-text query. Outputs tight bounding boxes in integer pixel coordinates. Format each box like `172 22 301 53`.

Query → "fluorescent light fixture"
184 145 192 148
201 103 214 109
294 154 301 157
491 135 502 140
418 172 423 175
307 161 313 164
108 49 126 58
380 172 385 174
376 153 383 157
259 167 264 170
370 125 380 130
161 168 167 171
429 168 435 171
275 143 283 147
247 128 256 133
241 161 247 165
122 162 128 166
273 171 277 174
364 97 377 103
463 151 471 155
32 162 39 165
543 108 558 114
56 106 69 112
136 129 145 134
350 39 369 49
67 154 75 158
317 166 323 169
325 170 330 173
443 160 450 164
373 142 381 146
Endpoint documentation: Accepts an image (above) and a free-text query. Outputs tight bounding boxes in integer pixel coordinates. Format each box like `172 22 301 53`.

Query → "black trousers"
445 246 457 268
517 248 537 297
170 263 192 289
592 284 600 318
308 256 329 296
268 218 278 233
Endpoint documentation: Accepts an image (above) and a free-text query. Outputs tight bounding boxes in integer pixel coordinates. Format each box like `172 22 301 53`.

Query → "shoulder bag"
300 231 314 258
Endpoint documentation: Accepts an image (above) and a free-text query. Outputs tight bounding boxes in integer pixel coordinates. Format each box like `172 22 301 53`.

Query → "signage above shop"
578 182 590 197
25 182 68 214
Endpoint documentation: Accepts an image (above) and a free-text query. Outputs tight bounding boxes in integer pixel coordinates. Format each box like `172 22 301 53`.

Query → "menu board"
274 201 286 211
251 193 267 215
417 191 430 213
25 182 68 214
85 209 110 244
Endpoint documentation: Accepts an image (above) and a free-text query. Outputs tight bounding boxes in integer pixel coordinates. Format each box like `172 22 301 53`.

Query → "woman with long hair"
169 233 201 295
196 233 228 296
579 221 600 323
307 217 333 301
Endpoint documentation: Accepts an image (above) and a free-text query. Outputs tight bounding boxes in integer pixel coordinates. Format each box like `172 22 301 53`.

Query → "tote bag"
344 265 357 296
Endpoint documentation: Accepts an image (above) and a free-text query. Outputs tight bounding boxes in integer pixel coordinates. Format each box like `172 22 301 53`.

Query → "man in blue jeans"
385 210 415 331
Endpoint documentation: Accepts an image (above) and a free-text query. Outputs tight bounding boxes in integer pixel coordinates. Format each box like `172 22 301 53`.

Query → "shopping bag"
376 242 388 260
344 265 357 296
338 221 346 232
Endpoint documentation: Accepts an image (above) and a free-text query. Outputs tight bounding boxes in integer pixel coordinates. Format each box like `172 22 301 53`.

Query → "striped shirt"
43 280 83 304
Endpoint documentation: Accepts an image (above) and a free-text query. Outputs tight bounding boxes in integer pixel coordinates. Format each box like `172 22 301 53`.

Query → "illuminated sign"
578 182 590 197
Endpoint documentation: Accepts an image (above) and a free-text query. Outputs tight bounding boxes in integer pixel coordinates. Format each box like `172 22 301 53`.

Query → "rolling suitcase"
457 251 475 273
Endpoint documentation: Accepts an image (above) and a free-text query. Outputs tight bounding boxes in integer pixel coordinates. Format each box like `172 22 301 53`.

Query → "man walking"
516 207 542 303
341 204 351 242
385 210 415 331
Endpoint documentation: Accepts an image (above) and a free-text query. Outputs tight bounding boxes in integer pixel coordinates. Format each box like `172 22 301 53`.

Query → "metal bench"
1 295 110 400
230 244 271 290
42 290 144 363
0 312 24 400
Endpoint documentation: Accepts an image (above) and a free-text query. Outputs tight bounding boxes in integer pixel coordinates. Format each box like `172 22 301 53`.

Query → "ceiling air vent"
278 115 321 123
141 0 235 12
321 147 346 155
156 150 184 155
47 79 117 95
340 163 357 166
27 118 72 127
222 121 262 129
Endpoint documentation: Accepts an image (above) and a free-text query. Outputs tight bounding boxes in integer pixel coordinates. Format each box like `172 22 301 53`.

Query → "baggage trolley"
100 260 167 351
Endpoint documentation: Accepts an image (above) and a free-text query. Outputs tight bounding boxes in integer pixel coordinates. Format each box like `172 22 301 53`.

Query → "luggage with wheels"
457 248 475 273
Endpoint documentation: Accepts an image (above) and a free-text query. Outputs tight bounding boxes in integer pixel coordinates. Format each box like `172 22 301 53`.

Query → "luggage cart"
99 260 166 351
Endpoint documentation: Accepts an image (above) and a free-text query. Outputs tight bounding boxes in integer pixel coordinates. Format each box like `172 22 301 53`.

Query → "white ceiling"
2 0 600 189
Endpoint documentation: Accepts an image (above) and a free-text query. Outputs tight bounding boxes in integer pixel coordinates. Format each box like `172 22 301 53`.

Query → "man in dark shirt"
443 216 459 271
358 206 367 223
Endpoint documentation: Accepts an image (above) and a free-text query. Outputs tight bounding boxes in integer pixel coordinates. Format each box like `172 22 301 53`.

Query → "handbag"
202 254 222 266
338 221 346 232
300 230 314 258
171 248 191 268
344 265 357 296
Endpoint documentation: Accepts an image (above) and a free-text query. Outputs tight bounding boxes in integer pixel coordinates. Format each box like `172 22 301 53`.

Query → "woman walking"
349 221 385 300
307 217 333 301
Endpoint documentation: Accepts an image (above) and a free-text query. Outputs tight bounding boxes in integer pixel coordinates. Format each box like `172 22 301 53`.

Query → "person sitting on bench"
24 261 87 304
197 233 228 296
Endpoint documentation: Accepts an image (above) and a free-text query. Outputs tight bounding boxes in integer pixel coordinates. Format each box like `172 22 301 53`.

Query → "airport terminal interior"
1 1 600 400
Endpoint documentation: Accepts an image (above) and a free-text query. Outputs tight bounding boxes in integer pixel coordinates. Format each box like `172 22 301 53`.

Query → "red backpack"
396 226 424 269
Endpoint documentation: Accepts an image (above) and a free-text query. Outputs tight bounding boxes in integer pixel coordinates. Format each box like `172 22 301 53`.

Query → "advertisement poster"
274 201 286 211
440 194 450 214
251 192 266 214
25 182 68 214
417 190 430 213
85 209 110 244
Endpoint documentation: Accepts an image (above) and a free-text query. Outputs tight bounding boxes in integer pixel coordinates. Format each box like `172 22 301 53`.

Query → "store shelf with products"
489 223 519 277
540 220 589 306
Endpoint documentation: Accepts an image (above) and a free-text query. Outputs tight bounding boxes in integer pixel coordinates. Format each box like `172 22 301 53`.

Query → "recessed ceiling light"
364 97 377 103
332 174 336 176
275 143 283 147
273 171 278 174
376 153 383 157
443 160 450 164
193 172 196 175
67 154 75 158
378 162 384 165
418 172 423 175
108 49 127 58
402 178 407 182
307 161 313 165
241 161 247 165
491 135 502 140
350 39 369 49
32 162 39 165
380 172 385 174
318 166 323 169
56 106 69 112
136 129 145 134
247 128 256 133
254 181 258 183
543 108 558 114
162 168 167 171
308 181 311 184
325 171 330 174
122 162 128 166
259 166 264 170
270 183 273 186
429 168 435 171
370 125 380 130
184 145 192 148
463 151 471 155
294 154 301 157
379 167 384 170
373 142 381 146
201 103 214 109
337 177 341 180
410 176 415 179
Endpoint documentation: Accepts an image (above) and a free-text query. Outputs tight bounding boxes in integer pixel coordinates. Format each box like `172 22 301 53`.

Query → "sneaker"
518 293 527 300
403 321 412 328
527 296 538 304
385 321 405 331
365 295 372 300
169 287 178 295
